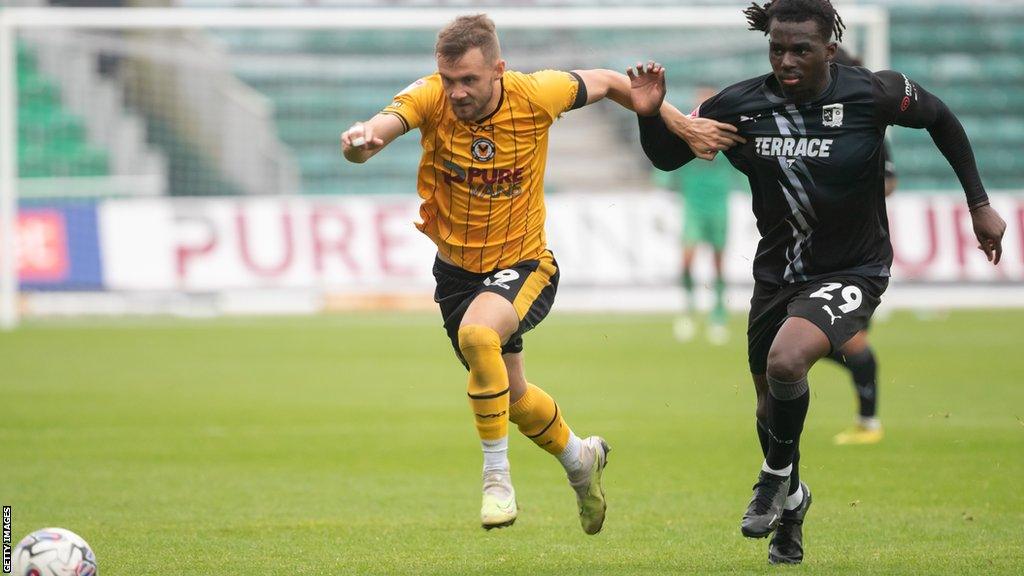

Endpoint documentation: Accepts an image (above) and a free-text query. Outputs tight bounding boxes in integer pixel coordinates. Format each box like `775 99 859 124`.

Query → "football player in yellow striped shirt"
342 14 743 533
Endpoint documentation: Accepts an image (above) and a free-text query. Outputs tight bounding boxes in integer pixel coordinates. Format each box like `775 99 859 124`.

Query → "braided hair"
744 0 845 43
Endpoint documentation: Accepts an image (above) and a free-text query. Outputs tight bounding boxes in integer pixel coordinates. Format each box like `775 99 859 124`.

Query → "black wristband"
969 200 991 212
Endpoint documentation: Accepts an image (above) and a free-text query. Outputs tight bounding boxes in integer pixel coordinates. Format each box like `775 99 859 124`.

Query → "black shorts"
433 250 560 368
747 275 888 374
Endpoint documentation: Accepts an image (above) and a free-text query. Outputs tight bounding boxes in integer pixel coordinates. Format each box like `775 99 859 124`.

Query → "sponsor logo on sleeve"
899 74 916 112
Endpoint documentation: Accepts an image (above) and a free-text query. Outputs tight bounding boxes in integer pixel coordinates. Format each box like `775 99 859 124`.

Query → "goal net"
0 5 890 327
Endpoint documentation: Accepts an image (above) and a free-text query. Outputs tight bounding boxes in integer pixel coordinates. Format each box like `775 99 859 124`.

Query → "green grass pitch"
2 310 1023 575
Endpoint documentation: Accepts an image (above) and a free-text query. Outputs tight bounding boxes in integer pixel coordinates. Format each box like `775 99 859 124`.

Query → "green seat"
16 42 37 72
959 118 1024 145
18 102 64 123
982 175 1024 190
277 120 345 146
888 24 991 52
938 86 1024 113
976 148 1024 175
278 121 424 153
19 145 109 178
19 113 87 146
892 147 950 175
981 56 1024 80
890 55 931 79
272 92 348 119
299 149 417 181
896 176 959 191
18 72 60 105
269 89 394 121
305 30 434 53
303 176 416 196
15 43 112 179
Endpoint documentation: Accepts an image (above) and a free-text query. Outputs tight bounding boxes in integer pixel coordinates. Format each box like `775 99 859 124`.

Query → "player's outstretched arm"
574 65 743 161
625 62 697 171
874 70 1006 264
925 105 1006 263
341 113 406 164
628 62 744 160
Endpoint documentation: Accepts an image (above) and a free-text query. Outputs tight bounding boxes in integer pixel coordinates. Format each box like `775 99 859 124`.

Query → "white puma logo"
822 305 842 325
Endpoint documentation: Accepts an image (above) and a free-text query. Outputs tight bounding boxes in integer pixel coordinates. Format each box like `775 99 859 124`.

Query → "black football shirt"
640 63 980 286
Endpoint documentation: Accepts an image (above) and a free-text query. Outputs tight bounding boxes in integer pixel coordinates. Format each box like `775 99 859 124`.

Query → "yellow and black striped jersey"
381 69 579 273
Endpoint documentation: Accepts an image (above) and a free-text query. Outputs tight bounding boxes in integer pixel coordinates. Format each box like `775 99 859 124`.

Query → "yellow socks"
458 325 510 442
458 328 580 475
509 383 571 456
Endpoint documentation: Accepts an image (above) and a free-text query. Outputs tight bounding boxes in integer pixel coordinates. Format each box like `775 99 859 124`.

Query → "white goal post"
0 5 890 329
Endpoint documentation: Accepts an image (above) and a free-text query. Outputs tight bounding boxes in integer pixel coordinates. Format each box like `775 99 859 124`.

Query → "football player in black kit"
628 0 1007 565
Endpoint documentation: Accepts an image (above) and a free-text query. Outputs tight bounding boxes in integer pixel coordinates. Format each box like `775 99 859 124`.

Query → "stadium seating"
218 26 435 195
16 43 111 179
220 5 1024 194
25 3 1012 194
887 5 1024 190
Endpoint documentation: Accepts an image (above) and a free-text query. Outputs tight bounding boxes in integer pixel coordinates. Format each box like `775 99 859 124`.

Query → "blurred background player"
655 86 739 346
341 14 740 533
825 46 897 445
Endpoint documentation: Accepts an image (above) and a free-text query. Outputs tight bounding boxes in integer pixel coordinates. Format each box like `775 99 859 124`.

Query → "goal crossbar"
2 6 889 30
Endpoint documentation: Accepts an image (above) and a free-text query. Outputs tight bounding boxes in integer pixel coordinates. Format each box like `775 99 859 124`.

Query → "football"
12 528 98 576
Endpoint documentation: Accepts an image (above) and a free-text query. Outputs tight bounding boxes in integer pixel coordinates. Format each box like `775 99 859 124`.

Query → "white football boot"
568 436 611 535
480 469 518 529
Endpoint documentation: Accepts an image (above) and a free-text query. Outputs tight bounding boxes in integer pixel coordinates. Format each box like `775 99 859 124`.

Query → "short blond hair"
435 14 501 64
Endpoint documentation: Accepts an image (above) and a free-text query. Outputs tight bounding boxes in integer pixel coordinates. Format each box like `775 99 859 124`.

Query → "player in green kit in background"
654 86 739 345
